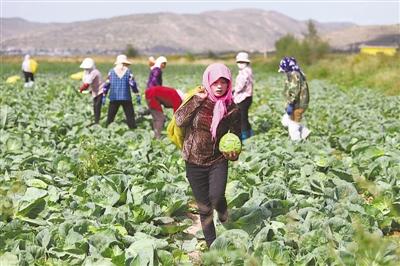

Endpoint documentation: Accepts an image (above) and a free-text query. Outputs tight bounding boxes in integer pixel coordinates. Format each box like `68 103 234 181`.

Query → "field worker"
174 63 241 248
78 58 103 124
279 56 311 140
148 56 156 68
146 56 167 89
145 86 184 139
233 52 254 141
21 54 37 88
102 54 141 129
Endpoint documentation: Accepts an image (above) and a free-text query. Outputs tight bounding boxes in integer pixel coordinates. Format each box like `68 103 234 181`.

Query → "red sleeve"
79 83 90 92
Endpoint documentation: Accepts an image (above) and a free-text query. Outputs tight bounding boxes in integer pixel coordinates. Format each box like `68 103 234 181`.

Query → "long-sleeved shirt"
147 67 162 89
284 71 309 109
103 69 138 101
175 95 241 166
233 66 253 104
82 69 103 98
145 86 183 113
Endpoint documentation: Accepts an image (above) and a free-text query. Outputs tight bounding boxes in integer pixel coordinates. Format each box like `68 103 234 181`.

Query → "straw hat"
235 52 250 63
156 56 167 64
80 58 95 69
114 54 132 65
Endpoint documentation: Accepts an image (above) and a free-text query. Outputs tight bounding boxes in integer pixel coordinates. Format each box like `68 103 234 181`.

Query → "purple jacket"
147 67 162 89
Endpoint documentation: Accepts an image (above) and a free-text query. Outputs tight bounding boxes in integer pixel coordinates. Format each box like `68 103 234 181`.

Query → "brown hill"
323 24 400 50
1 9 397 55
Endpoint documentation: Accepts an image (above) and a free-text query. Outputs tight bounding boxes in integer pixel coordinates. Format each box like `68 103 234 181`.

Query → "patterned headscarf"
202 63 233 140
278 56 302 73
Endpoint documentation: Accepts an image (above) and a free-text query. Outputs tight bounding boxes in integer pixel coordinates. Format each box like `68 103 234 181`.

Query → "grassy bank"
253 53 399 96
306 53 400 96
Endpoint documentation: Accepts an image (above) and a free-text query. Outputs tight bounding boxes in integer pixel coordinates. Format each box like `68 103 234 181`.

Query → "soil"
185 212 203 265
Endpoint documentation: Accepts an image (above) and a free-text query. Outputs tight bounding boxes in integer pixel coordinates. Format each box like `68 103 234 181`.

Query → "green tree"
304 20 318 41
207 50 218 59
274 20 330 65
275 34 300 59
275 35 300 58
125 44 138 57
302 20 330 64
185 52 195 62
274 34 302 64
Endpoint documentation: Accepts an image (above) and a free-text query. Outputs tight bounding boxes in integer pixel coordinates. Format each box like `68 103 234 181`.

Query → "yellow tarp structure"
167 86 204 149
360 46 397 56
29 59 38 73
70 71 84 80
6 75 21 84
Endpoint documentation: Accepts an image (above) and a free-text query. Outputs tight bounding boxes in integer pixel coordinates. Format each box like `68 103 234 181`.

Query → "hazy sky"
1 0 399 25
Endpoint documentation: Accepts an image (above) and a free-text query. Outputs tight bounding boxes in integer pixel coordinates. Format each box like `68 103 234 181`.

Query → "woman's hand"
196 90 208 99
223 151 240 161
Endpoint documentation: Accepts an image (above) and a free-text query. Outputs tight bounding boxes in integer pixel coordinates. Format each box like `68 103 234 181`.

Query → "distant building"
360 45 398 56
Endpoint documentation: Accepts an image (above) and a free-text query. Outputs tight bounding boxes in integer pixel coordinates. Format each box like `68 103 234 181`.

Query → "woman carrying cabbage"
174 63 241 248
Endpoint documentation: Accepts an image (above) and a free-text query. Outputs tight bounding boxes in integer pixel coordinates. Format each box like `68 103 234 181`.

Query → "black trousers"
238 96 252 133
185 160 228 247
23 71 34 82
106 100 136 129
93 95 102 124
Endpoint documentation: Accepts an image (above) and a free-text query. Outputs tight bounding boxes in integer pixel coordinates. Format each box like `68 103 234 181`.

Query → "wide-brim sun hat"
156 56 168 64
236 52 250 63
80 58 95 69
114 54 132 65
152 56 168 68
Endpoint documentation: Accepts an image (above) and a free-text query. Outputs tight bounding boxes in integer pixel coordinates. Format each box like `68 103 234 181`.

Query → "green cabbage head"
219 132 242 153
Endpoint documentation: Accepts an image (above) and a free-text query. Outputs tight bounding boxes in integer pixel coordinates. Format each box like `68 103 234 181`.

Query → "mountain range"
1 9 399 55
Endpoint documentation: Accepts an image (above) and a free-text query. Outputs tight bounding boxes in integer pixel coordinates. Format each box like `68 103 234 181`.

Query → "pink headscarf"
202 63 233 140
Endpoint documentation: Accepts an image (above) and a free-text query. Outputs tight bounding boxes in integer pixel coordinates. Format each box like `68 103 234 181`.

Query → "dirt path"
185 212 203 265
185 212 202 236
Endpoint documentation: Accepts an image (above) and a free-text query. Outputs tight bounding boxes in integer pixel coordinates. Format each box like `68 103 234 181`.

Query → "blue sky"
2 0 399 25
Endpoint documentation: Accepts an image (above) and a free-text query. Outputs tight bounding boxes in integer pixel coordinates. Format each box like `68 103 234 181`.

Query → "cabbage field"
1 62 399 265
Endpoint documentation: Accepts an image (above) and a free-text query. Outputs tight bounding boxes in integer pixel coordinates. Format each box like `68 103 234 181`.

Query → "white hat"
80 58 94 69
156 56 167 64
152 56 168 69
114 54 132 65
236 52 250 63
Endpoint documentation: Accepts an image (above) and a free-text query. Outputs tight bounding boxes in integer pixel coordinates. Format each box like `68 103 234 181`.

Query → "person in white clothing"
78 58 104 124
233 52 254 140
21 54 36 88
